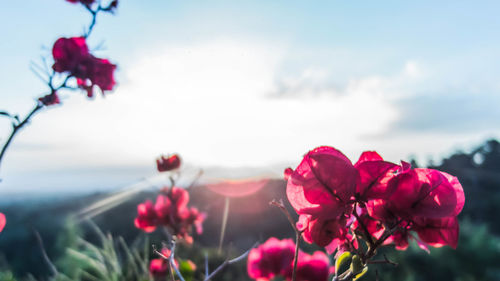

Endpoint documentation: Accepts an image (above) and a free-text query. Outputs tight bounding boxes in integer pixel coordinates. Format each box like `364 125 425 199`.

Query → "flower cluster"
51 37 116 99
135 187 206 243
247 237 332 281
285 146 465 253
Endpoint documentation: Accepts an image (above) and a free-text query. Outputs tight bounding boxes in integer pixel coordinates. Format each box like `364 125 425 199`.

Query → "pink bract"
286 146 358 219
388 168 463 219
414 216 459 249
247 237 295 281
0 213 5 232
295 251 331 281
134 200 157 233
297 214 350 247
52 37 89 74
156 154 181 172
354 151 400 200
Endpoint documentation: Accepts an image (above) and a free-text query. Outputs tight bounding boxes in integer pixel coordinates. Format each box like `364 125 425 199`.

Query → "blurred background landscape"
1 139 499 280
1 0 500 280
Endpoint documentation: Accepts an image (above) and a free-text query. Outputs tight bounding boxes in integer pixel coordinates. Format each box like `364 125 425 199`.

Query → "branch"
352 203 374 247
0 103 43 171
203 242 257 281
153 242 186 281
270 199 302 281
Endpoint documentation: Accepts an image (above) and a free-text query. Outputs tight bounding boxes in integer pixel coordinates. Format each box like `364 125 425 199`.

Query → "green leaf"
353 266 368 280
335 251 352 275
350 255 364 275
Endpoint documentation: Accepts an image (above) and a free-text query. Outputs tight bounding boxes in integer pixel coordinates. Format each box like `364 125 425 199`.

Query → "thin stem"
153 242 186 281
270 199 302 281
84 5 100 38
0 103 43 171
292 230 300 281
204 243 257 281
352 203 374 247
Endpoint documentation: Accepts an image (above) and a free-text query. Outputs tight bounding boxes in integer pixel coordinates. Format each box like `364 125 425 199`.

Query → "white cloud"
5 40 402 173
10 40 485 192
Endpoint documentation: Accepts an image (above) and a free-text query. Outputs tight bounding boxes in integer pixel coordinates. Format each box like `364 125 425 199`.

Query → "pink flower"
286 146 358 220
247 238 295 281
134 200 157 232
354 151 400 200
38 92 60 106
88 58 117 91
295 251 331 281
149 248 178 279
156 154 181 172
75 57 117 97
297 214 350 247
135 187 205 243
149 259 168 278
413 216 459 249
387 168 464 219
52 37 117 97
52 37 89 74
0 213 5 233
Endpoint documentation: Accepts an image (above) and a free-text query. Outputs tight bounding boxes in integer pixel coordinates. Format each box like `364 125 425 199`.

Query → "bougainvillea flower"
297 214 350 247
149 248 178 279
384 229 410 250
76 56 117 97
413 216 459 249
351 208 385 241
186 207 206 235
365 199 399 225
155 188 190 224
387 168 463 219
440 172 465 216
52 37 117 96
354 151 400 200
247 237 295 281
0 213 5 232
286 146 358 219
295 251 332 281
52 37 89 73
135 187 205 243
38 92 60 106
134 200 157 232
157 154 181 172
149 258 168 278
87 57 116 91
325 233 359 257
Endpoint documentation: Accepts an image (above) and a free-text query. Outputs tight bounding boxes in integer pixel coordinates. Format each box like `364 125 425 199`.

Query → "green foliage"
364 219 500 281
0 270 17 281
56 221 151 281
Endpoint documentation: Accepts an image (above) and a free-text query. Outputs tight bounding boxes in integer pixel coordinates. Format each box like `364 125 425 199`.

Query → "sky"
1 0 500 193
